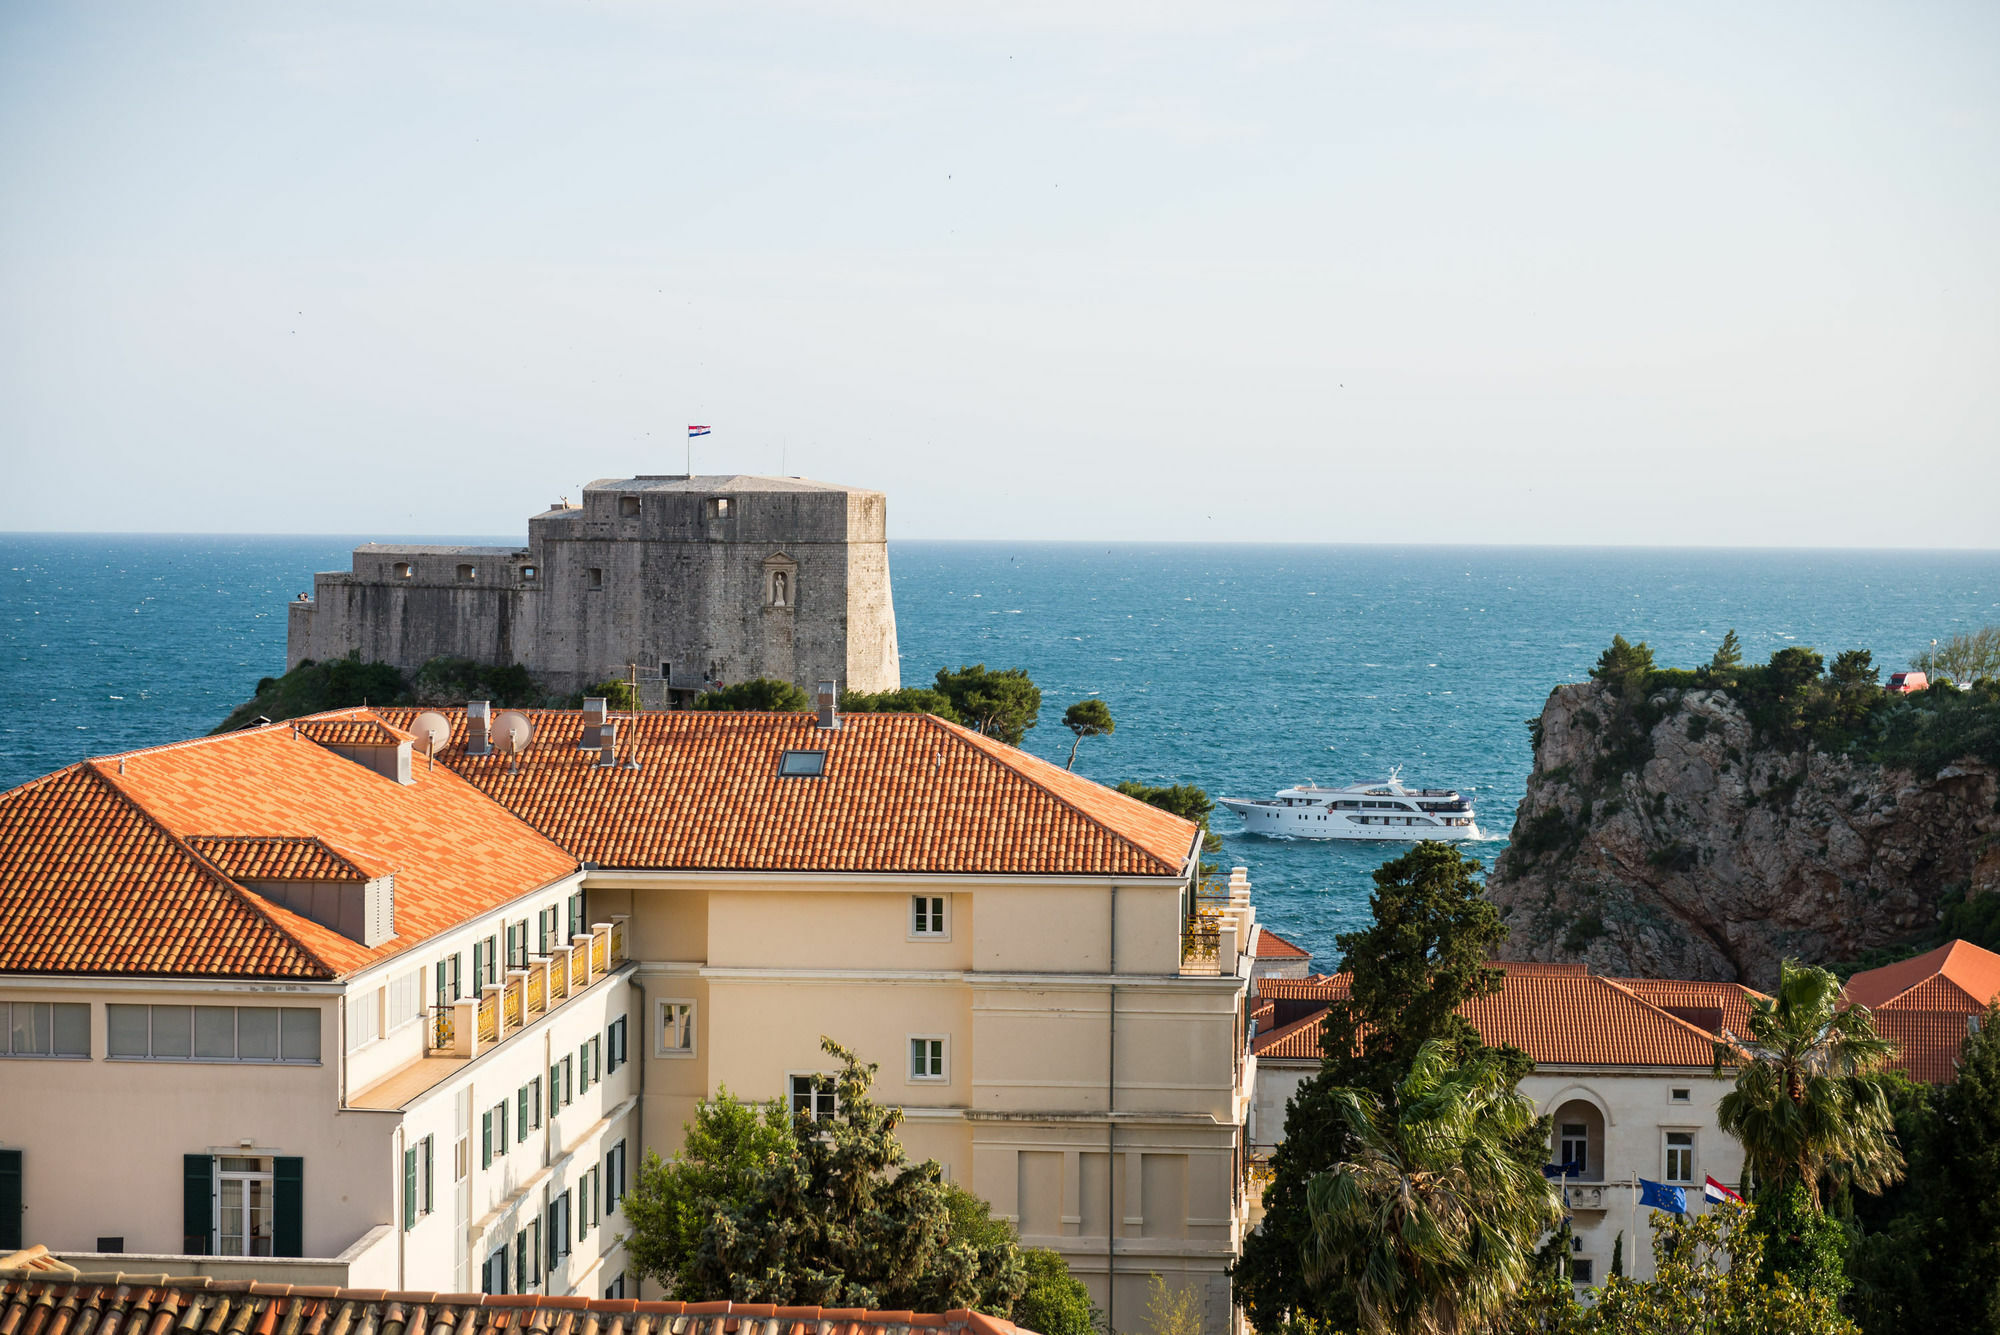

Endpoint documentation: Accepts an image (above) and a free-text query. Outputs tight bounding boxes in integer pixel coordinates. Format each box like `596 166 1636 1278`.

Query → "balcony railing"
477 991 499 1045
527 962 548 1017
430 1003 455 1052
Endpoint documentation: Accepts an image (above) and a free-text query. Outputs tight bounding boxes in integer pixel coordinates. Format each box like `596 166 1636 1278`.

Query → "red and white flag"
1704 1176 1744 1204
688 425 711 438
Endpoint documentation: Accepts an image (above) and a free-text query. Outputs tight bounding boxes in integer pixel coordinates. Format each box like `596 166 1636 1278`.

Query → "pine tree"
1708 629 1743 677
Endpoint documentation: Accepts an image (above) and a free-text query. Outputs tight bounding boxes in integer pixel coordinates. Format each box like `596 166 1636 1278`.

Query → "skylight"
778 750 826 777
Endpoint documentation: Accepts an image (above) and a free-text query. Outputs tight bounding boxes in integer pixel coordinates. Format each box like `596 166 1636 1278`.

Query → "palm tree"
1714 958 1903 1207
1302 1039 1562 1335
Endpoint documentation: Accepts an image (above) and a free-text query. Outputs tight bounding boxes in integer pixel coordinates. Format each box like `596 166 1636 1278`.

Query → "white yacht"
1218 769 1481 841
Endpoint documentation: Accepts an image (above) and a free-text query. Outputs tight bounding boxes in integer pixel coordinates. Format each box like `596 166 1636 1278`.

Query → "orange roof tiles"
1253 927 1310 960
377 708 1200 877
1253 1010 1326 1060
1873 1009 1984 1083
184 836 387 882
0 711 576 980
1846 940 2000 1011
295 717 412 748
0 1274 1042 1335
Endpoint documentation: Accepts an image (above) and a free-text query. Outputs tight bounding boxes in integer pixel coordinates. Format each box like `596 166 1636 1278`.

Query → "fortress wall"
843 490 899 693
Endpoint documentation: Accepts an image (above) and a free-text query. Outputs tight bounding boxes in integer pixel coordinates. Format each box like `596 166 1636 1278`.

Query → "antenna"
495 710 534 775
410 711 451 772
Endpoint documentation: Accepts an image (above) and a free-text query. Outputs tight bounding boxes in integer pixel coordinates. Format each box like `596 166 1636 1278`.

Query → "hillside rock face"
1488 682 2000 988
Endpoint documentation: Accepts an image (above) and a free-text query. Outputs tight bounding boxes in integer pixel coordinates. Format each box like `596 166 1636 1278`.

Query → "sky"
1 2 1996 546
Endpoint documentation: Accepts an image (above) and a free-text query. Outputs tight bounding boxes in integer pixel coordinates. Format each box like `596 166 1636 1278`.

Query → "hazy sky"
2 2 1996 545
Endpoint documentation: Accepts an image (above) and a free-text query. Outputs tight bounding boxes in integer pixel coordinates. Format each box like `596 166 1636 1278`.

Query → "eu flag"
1639 1178 1687 1214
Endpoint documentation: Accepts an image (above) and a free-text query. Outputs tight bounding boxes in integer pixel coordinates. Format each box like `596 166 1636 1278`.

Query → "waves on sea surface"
3 535 1996 968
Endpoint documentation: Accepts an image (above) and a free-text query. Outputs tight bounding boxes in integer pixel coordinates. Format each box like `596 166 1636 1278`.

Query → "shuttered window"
0 1150 22 1252
182 1154 213 1254
273 1157 303 1257
403 1147 418 1230
482 1109 494 1169
386 971 423 1034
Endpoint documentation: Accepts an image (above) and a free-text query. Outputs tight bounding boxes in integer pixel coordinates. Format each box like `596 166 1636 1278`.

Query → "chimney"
815 680 840 730
595 720 618 768
580 697 609 750
465 700 492 756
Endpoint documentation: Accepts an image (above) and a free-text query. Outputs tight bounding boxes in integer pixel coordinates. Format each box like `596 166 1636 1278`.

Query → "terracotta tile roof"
295 717 413 748
1846 940 2000 1011
0 1273 1039 1335
377 708 1199 878
183 836 387 882
1251 965 1736 1068
1252 927 1310 960
1608 978 1761 1043
0 711 576 980
1873 1009 1982 1084
1253 975 1351 1002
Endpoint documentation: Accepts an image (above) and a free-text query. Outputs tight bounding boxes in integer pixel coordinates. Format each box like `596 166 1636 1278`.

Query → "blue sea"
4 535 1996 968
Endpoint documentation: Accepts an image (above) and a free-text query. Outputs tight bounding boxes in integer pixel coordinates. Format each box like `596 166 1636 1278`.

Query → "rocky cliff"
1487 682 2000 988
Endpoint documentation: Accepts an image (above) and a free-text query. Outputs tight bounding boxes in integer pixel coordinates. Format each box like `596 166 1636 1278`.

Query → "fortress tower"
287 475 899 701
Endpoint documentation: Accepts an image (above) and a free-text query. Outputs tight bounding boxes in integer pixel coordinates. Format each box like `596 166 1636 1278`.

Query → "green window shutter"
403 1147 417 1230
482 1110 493 1168
182 1154 213 1254
517 1087 528 1141
274 1157 304 1257
0 1149 22 1252
423 1136 433 1214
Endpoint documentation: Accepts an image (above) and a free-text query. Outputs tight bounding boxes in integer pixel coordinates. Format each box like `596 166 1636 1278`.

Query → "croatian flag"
688 425 711 437
1704 1176 1745 1205
1639 1178 1687 1215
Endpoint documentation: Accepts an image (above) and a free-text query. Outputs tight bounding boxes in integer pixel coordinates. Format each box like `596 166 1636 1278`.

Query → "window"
909 1036 946 1081
528 1077 543 1129
606 1016 628 1073
538 906 559 958
420 1135 433 1215
95 1237 123 1253
659 1001 695 1057
387 970 423 1033
606 1139 627 1211
790 1073 837 1121
547 1191 573 1266
392 562 412 579
578 1170 592 1239
910 895 947 938
483 1247 507 1295
587 567 603 591
708 497 731 519
1670 1087 1692 1104
591 1034 602 1082
345 991 380 1052
520 565 537 582
515 1230 529 1291
778 749 826 777
1572 1259 1594 1285
588 1165 601 1233
579 1038 598 1093
619 495 640 517
483 1101 508 1166
107 1005 318 1063
517 1086 531 1143
216 1156 274 1257
2 1002 89 1058
526 1219 541 1285
604 1276 625 1300
471 940 487 991
403 1145 419 1231
436 953 461 1004
506 921 528 971
1664 1131 1695 1184
567 889 587 942
563 1054 574 1107
1558 1123 1588 1175
482 1109 495 1168
457 564 477 582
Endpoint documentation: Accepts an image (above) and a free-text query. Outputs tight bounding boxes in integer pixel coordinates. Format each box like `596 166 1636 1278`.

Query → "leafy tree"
1302 1041 1562 1334
693 677 814 712
215 652 408 731
840 686 962 722
1590 635 1655 693
1013 1248 1100 1335
1713 959 1902 1209
1849 1004 2000 1333
1751 1179 1848 1304
1914 626 2000 684
1139 1273 1205 1335
581 678 640 711
1708 629 1744 679
1829 649 1878 692
932 665 1042 745
1116 780 1224 886
621 1087 794 1297
407 656 542 707
1061 699 1115 770
1767 645 1826 696
1234 844 1522 1332
625 1039 1023 1312
1576 1201 1856 1335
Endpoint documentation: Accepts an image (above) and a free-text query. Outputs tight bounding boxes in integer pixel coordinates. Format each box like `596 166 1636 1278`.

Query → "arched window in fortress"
392 562 412 580
457 564 477 582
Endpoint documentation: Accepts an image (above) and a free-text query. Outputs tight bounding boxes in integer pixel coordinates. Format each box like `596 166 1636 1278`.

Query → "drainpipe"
1107 881 1118 1335
394 1123 406 1289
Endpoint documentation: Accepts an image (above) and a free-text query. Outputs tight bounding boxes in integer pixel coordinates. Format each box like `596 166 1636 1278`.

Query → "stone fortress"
287 474 900 703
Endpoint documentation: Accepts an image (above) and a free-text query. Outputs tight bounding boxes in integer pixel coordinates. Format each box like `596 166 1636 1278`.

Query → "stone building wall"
286 475 900 698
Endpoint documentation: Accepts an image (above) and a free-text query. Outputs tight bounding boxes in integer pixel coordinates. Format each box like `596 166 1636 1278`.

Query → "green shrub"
692 678 813 712
1013 1249 1099 1335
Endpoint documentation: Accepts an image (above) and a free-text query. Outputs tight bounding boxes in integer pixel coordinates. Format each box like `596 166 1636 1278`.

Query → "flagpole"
1629 1172 1638 1280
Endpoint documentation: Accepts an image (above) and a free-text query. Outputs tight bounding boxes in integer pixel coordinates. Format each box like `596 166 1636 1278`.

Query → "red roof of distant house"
1253 927 1310 960
1846 940 2000 1011
379 708 1199 878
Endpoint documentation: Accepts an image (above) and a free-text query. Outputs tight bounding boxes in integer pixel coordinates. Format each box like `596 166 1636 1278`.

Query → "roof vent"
815 680 840 731
595 720 619 768
581 697 609 750
465 700 492 756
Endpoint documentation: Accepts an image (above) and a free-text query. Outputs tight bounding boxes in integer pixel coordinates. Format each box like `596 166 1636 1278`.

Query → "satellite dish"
495 711 534 771
410 711 451 757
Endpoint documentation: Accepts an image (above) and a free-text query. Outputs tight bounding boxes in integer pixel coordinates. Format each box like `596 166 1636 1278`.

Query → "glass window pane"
152 1005 192 1058
195 1007 237 1059
220 1178 245 1255
238 1007 279 1060
249 1178 273 1256
107 1005 149 1058
11 1002 49 1056
52 1003 89 1057
281 1009 320 1062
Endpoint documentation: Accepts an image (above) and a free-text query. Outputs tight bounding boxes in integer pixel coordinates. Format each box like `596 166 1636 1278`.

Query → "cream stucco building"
1 698 1257 1333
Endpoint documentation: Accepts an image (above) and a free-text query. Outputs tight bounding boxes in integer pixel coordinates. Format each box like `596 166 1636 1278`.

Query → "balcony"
1182 867 1257 978
348 916 629 1111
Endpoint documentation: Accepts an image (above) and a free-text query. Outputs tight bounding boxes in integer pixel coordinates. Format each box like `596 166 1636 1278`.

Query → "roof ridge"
90 762 338 980
919 715 1194 877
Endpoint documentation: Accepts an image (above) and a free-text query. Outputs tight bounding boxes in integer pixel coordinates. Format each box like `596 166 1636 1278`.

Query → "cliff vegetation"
1489 632 2000 986
213 653 553 733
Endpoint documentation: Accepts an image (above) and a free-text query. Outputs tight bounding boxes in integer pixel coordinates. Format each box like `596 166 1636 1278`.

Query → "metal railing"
527 962 547 1017
431 1003 455 1051
503 977 523 1031
478 992 499 1044
1181 911 1221 974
